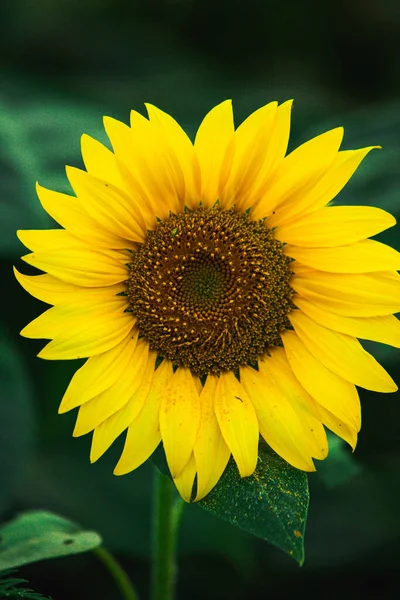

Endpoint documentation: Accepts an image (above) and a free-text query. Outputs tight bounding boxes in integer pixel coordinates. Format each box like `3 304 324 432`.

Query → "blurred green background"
1 0 400 598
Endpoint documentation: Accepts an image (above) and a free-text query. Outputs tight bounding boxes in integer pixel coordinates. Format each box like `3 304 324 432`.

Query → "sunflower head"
16 100 400 502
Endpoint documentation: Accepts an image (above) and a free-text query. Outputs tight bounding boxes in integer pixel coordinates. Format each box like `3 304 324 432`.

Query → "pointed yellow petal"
67 166 146 243
14 268 81 305
103 115 166 220
80 134 132 195
20 294 127 339
315 405 358 450
286 239 400 273
21 245 129 287
269 146 377 227
36 183 128 249
59 332 138 413
275 205 396 247
252 127 343 220
294 296 400 347
193 375 230 502
219 101 278 210
73 339 149 436
282 329 361 428
128 110 183 217
259 348 328 461
214 371 258 477
146 103 200 208
194 100 234 208
240 366 315 471
159 368 201 478
38 312 134 360
291 269 400 316
289 310 397 393
90 351 157 462
17 229 87 252
174 454 197 503
114 359 174 475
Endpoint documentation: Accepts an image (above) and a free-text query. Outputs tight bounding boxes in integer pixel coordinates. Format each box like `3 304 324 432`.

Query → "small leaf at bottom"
0 511 102 570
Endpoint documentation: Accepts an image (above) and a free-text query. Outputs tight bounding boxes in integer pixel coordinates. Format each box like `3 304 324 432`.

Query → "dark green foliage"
0 570 52 600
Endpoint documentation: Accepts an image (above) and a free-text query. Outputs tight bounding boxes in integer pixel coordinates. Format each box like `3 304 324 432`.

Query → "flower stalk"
94 546 139 600
151 470 185 600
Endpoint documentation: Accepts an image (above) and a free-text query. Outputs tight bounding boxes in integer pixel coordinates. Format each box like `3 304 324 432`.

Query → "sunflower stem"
94 546 139 600
151 470 185 600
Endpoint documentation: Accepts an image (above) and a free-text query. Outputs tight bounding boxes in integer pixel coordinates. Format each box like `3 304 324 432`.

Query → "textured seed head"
128 207 294 376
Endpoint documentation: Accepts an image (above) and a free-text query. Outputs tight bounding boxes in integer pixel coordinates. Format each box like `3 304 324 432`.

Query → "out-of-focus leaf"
0 329 34 517
0 511 102 570
0 99 105 257
198 441 309 564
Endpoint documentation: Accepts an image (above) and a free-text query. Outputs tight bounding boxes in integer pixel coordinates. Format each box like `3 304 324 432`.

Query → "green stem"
94 546 139 600
151 471 185 600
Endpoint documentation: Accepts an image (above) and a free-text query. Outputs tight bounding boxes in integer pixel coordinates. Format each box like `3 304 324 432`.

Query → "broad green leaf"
152 441 308 564
0 511 102 570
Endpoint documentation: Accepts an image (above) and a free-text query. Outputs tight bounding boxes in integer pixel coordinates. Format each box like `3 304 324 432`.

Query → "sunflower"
15 100 400 502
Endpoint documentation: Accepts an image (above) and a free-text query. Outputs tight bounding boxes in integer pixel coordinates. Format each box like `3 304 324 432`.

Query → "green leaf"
0 511 102 570
198 441 309 564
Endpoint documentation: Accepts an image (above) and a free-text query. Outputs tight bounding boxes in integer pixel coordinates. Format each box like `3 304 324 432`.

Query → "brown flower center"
127 207 294 376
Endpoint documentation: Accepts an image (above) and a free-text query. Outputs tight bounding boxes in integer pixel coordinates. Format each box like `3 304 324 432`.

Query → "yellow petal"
146 103 200 208
259 348 328 461
159 368 201 478
36 183 129 249
282 329 361 429
219 101 278 210
103 116 165 220
274 205 396 247
59 331 139 413
214 371 259 477
173 454 197 503
90 351 157 462
294 296 400 348
18 229 85 252
269 146 376 227
252 127 343 220
193 375 230 502
291 268 400 316
67 166 146 243
114 359 174 475
14 268 81 305
286 239 400 273
240 365 315 471
194 100 234 208
21 246 129 287
38 313 134 360
80 134 132 195
129 110 184 216
73 339 149 436
315 405 358 450
20 294 127 339
289 310 397 393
